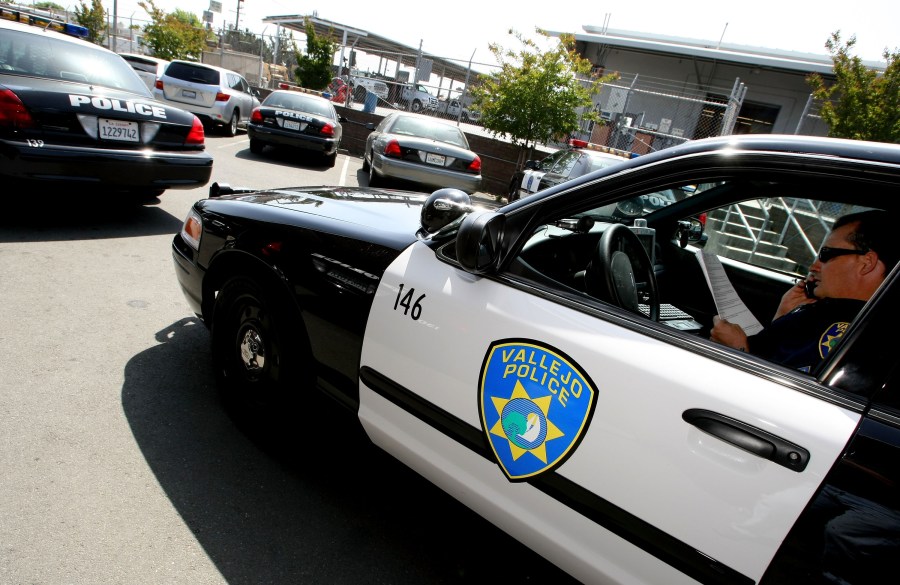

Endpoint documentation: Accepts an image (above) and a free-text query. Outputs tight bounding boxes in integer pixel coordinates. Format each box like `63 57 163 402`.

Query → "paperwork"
695 249 764 335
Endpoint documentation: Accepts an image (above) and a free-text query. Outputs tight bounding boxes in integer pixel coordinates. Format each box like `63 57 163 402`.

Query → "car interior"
496 173 896 361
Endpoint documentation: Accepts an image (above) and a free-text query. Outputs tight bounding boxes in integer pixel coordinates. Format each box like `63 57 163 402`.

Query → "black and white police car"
173 135 900 585
508 139 637 202
0 7 212 197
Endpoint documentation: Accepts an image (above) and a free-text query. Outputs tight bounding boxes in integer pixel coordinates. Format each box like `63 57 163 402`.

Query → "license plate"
182 89 196 99
425 152 445 166
98 118 139 142
284 119 301 131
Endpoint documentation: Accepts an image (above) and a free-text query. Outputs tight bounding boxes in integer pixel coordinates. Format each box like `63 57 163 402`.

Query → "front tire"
211 276 310 421
411 100 423 113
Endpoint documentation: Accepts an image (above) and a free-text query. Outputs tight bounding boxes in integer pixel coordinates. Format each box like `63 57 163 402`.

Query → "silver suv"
153 60 260 136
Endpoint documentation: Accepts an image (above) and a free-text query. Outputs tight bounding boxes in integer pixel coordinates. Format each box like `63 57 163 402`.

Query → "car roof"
0 15 104 49
119 53 169 64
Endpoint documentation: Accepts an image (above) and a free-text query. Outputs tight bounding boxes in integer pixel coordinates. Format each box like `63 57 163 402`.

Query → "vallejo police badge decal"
479 339 597 481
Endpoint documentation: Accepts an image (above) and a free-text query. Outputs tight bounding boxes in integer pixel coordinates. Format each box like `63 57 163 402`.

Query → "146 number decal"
393 283 425 320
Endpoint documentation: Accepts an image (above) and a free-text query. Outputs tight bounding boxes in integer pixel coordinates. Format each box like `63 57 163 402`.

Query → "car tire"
323 152 337 168
361 154 370 172
211 275 312 425
249 138 264 154
411 100 422 113
508 179 520 202
224 110 239 137
368 156 381 187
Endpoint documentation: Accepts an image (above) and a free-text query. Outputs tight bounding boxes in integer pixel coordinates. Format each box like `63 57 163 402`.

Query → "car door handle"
682 409 810 472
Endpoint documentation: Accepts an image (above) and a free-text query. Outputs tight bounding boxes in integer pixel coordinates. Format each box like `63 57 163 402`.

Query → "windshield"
577 184 700 222
0 28 150 95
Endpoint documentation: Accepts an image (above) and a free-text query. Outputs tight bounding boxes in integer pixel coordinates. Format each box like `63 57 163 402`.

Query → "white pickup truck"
400 84 438 112
437 98 482 123
349 75 389 102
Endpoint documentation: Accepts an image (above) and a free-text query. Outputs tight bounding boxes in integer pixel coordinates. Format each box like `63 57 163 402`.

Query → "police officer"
710 210 896 371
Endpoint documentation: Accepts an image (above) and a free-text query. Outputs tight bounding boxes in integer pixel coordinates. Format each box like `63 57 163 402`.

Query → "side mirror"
456 210 505 274
676 218 705 248
524 160 540 170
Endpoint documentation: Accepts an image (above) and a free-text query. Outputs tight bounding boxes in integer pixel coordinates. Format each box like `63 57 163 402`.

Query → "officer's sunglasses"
817 246 868 263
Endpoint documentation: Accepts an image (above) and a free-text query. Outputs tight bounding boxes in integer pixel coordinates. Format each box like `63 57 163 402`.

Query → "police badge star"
479 339 597 481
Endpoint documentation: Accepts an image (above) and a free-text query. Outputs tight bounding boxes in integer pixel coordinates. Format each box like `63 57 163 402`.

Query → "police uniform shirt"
749 298 865 372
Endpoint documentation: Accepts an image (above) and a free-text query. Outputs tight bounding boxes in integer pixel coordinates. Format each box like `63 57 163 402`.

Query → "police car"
0 8 212 197
172 135 900 585
508 139 637 202
247 89 344 168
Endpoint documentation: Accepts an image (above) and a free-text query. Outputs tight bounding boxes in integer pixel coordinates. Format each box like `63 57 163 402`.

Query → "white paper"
695 250 764 335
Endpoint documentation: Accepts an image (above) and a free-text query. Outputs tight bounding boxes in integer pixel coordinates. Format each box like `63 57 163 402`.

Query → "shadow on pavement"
0 192 183 243
122 318 581 584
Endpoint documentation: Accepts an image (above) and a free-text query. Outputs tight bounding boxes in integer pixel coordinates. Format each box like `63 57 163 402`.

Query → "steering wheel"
583 224 660 321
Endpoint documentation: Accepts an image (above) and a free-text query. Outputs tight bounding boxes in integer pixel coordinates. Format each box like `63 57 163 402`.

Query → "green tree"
138 0 207 61
34 1 65 10
470 29 618 151
73 0 106 45
807 32 900 143
293 18 335 90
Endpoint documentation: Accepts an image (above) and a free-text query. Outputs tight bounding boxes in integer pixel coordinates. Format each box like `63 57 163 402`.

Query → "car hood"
205 185 431 249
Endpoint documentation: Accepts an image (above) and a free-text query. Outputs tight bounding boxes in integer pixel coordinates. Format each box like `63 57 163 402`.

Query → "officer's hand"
774 281 816 320
710 316 749 352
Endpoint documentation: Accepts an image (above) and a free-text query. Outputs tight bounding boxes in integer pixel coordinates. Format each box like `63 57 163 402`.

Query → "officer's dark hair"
834 209 898 271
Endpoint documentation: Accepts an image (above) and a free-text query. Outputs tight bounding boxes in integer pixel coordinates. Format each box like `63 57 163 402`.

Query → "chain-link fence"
565 73 748 154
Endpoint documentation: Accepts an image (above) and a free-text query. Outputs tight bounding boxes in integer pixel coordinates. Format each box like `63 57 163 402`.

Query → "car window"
388 116 468 148
549 150 583 177
165 62 219 85
538 150 566 172
263 93 335 119
0 28 147 94
702 196 876 279
503 175 886 374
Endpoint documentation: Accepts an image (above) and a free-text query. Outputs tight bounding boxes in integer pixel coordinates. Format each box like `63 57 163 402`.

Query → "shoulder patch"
479 339 597 481
818 321 851 359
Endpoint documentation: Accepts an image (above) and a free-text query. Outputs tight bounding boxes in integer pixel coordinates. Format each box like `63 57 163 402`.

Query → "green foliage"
73 0 106 45
138 0 207 61
34 1 64 9
807 32 900 143
470 29 618 149
293 18 336 90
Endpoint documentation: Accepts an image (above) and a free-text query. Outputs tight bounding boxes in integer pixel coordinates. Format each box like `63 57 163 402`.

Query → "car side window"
702 197 876 279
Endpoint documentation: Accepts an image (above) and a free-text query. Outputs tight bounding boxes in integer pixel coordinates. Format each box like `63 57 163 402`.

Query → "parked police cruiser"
0 7 212 198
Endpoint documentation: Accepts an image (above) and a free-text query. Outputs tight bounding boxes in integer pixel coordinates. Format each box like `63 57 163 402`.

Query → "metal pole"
234 0 240 30
795 94 814 135
111 0 117 51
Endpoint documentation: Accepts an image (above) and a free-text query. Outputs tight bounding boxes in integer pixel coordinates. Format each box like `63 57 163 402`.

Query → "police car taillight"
0 89 35 129
185 116 205 145
468 155 481 172
250 107 263 123
320 123 334 137
384 139 401 157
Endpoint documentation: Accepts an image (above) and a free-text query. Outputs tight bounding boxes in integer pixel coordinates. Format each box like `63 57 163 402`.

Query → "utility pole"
234 0 242 30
